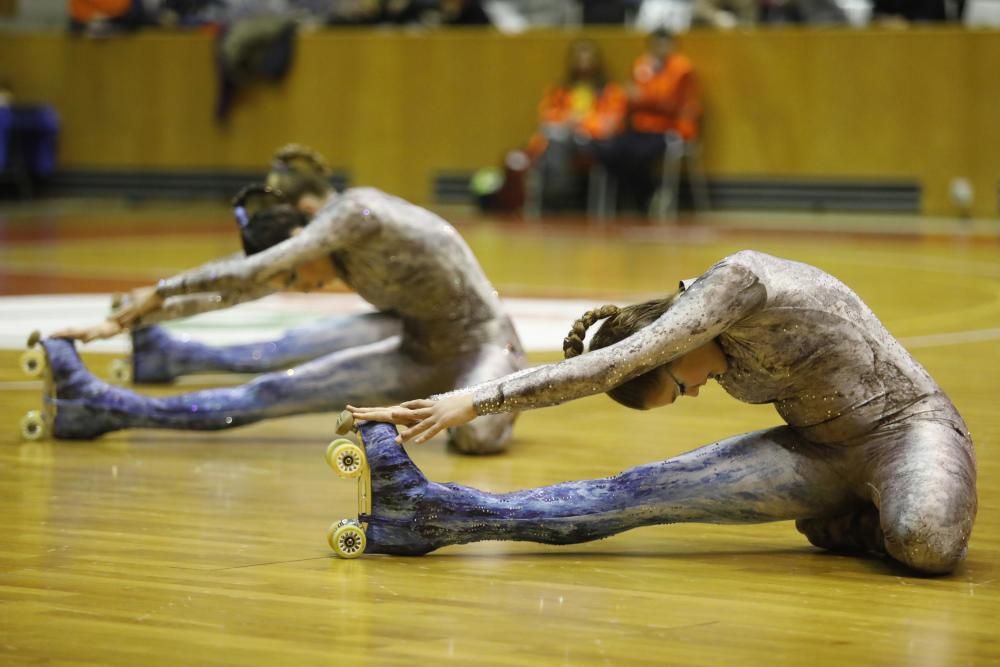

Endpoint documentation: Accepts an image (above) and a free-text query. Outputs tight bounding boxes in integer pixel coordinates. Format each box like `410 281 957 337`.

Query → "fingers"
410 420 448 445
346 407 401 423
51 327 89 341
347 400 446 445
347 405 431 426
400 399 435 409
110 308 137 328
50 328 78 340
395 416 439 445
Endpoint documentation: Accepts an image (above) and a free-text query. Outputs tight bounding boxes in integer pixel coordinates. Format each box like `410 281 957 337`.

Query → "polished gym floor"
1 202 998 665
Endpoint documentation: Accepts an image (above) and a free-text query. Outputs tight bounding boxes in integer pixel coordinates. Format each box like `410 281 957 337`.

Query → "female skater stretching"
348 250 976 574
119 146 385 385
35 148 525 454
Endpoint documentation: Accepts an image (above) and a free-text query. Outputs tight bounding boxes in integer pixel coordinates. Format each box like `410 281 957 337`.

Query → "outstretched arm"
465 257 763 415
130 285 278 327
51 284 279 342
351 254 767 443
155 191 379 298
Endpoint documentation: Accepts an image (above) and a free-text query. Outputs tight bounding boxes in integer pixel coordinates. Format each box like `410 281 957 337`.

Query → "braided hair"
562 304 621 359
267 144 334 206
563 295 677 410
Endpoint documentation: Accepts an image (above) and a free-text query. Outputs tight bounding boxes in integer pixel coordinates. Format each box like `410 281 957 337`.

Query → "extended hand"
51 319 123 342
348 395 477 445
110 285 163 328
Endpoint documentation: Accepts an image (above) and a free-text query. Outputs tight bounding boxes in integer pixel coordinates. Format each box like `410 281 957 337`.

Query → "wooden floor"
1 204 999 665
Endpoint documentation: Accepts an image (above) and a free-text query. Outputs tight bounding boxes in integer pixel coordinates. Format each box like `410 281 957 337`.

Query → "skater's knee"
447 415 515 456
876 467 977 574
882 510 974 575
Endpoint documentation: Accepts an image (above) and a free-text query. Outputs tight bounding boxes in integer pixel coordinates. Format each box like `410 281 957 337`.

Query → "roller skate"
106 325 184 385
19 333 121 440
324 411 371 559
18 331 54 441
325 410 440 559
105 293 134 385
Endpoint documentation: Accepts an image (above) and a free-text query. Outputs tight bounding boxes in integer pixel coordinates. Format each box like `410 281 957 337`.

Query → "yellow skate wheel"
328 520 366 559
326 439 365 478
19 348 46 378
20 410 48 441
108 358 132 385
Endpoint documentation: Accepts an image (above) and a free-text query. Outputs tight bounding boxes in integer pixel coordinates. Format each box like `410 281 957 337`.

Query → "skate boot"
123 325 181 384
325 411 440 558
19 333 122 440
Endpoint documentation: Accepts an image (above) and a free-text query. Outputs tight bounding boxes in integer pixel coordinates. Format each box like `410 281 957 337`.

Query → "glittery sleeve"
465 257 766 415
131 285 277 327
155 191 379 298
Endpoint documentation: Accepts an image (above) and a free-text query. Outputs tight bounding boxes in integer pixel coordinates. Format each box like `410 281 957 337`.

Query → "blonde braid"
563 304 621 358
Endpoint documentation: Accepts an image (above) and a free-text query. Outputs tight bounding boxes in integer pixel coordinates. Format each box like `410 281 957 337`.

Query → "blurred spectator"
871 0 964 22
324 0 489 26
68 0 150 35
692 0 757 27
580 0 633 23
632 0 696 31
157 0 226 26
0 82 61 198
438 0 490 24
482 0 577 31
325 0 383 25
758 0 849 23
386 0 489 26
216 13 298 120
593 28 700 215
526 39 626 212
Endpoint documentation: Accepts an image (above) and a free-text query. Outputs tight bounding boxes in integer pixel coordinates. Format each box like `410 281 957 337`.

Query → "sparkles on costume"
347 251 975 574
35 188 526 454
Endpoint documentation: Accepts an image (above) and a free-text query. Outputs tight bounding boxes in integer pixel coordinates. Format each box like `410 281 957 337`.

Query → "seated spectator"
156 0 227 27
438 0 491 24
324 0 490 27
758 0 849 23
692 0 757 27
69 0 149 35
483 0 577 31
871 0 963 23
526 39 626 212
594 28 700 215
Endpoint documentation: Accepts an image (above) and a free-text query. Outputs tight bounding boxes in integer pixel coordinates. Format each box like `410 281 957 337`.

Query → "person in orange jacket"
595 28 701 214
69 0 147 34
526 39 627 213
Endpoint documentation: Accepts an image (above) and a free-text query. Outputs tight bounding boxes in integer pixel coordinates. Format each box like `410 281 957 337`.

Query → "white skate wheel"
326 439 365 478
108 358 132 385
328 520 366 559
20 410 48 441
19 348 46 378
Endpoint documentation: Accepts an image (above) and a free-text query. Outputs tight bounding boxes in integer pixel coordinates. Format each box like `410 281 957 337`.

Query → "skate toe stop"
335 410 355 435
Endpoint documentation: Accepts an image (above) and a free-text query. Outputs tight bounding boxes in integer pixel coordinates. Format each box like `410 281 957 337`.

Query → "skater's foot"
357 420 442 556
43 338 122 440
131 326 181 384
796 506 886 556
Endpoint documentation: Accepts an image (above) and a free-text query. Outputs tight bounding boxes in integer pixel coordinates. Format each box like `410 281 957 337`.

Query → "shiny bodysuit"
354 251 976 573
44 188 526 453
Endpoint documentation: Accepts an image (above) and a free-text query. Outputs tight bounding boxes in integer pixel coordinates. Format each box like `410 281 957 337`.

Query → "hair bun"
272 144 332 177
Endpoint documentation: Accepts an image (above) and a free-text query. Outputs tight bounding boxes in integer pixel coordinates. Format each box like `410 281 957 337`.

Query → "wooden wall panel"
0 28 996 214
